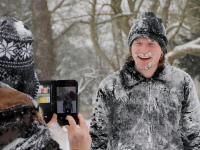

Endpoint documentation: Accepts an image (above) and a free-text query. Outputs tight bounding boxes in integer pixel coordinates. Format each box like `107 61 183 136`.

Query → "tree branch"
168 0 189 44
96 13 134 25
128 0 136 12
51 0 65 13
166 38 200 64
53 20 90 42
160 0 171 27
52 13 116 23
90 0 117 72
133 0 144 18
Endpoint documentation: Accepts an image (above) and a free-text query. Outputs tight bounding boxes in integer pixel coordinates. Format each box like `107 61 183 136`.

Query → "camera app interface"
56 86 77 115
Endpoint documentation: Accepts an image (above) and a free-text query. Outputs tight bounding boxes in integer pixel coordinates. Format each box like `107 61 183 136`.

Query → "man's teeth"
139 56 151 58
138 56 151 58
135 53 152 59
138 53 152 58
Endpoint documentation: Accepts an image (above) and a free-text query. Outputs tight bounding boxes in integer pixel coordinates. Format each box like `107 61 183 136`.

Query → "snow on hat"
128 12 168 54
0 16 39 107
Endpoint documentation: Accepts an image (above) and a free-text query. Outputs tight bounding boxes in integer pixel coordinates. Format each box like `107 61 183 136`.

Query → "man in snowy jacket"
90 12 200 149
63 94 73 114
0 16 91 150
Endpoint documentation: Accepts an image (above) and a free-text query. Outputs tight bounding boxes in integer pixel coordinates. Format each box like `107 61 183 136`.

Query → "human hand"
47 113 57 128
65 114 91 150
47 114 69 150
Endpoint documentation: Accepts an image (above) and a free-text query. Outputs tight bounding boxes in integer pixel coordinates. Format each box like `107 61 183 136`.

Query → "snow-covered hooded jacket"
0 82 61 150
90 61 200 150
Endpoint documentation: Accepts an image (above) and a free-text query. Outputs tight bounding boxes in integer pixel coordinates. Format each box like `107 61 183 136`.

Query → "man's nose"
140 44 149 53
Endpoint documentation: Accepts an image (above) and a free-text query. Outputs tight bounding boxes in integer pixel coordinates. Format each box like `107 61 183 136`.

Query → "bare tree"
30 0 54 80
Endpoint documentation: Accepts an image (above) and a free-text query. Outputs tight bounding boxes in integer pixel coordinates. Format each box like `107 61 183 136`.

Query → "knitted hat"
0 16 39 107
128 12 168 54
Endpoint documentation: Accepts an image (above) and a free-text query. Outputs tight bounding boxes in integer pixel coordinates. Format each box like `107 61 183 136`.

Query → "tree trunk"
160 0 171 27
149 0 160 13
30 0 54 80
111 0 130 37
90 0 117 72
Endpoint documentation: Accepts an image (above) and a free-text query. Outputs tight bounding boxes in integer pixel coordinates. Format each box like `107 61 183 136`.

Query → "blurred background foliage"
1 0 200 119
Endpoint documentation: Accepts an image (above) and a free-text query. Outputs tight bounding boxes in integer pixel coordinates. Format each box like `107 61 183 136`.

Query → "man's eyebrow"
134 39 142 42
148 39 155 42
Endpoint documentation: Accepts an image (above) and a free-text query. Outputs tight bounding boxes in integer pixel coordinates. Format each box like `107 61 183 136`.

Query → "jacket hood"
0 82 60 150
0 81 35 111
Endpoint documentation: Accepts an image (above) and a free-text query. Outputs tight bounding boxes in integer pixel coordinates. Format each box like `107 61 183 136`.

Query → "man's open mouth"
138 56 151 59
137 52 152 60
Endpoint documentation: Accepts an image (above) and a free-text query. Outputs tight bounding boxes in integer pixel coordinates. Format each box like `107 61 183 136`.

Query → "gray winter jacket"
90 61 200 150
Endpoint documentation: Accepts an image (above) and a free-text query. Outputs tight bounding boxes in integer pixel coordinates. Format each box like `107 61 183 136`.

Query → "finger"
79 114 89 133
51 113 57 121
64 125 73 140
65 125 70 131
78 114 87 129
85 124 89 133
67 115 77 128
47 113 57 127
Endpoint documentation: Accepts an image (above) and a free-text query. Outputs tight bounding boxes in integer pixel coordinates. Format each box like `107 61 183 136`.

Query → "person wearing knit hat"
0 16 39 107
0 16 60 150
90 12 200 149
127 12 168 54
126 11 168 78
0 16 91 150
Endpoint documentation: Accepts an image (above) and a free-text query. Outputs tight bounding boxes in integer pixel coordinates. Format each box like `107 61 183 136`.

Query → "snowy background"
1 0 200 122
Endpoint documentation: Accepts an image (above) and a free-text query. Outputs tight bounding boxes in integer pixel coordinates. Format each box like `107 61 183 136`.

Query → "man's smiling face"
131 38 162 71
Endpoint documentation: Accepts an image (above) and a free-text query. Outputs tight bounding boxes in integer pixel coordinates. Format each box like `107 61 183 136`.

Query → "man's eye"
134 42 142 45
148 42 155 46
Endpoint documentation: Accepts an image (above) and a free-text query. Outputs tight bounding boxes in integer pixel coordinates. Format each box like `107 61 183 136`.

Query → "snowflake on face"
0 39 17 59
21 43 32 59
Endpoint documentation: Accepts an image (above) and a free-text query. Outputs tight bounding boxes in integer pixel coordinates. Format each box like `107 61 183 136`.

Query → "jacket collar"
0 81 34 111
120 60 171 87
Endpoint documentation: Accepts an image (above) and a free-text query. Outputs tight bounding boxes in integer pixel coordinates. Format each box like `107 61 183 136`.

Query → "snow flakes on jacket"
0 82 61 150
90 61 200 150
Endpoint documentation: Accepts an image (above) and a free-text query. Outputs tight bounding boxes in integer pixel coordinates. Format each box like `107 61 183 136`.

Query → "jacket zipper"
148 78 153 149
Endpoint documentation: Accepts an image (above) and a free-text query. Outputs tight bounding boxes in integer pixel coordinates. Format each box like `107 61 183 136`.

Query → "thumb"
47 113 57 128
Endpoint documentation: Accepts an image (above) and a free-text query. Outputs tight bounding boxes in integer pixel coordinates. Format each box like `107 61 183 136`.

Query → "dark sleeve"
89 89 109 150
0 106 63 150
180 75 200 149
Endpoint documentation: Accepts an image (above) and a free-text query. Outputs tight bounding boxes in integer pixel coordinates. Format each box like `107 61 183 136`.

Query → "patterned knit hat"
128 12 168 54
0 16 39 107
